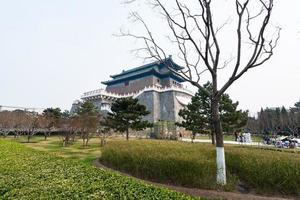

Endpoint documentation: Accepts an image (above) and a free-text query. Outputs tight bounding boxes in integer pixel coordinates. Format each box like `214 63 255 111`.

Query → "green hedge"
101 140 236 190
101 140 300 196
226 146 300 195
0 140 199 200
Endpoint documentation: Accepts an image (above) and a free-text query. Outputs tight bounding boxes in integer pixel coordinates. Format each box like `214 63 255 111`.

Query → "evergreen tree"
220 94 248 133
178 82 248 144
295 100 300 109
105 97 152 140
177 83 211 141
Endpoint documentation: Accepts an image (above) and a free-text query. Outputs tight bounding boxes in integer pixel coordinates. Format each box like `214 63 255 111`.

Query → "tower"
72 58 193 123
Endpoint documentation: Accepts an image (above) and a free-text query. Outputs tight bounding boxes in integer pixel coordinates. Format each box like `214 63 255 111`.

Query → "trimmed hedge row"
101 140 300 196
0 140 199 200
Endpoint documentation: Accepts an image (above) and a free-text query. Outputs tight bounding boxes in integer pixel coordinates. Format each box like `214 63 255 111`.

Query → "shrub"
226 146 300 196
101 140 300 197
101 140 236 190
0 139 199 200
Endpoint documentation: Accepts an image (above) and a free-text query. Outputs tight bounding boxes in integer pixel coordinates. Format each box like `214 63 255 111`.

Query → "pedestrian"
234 131 238 142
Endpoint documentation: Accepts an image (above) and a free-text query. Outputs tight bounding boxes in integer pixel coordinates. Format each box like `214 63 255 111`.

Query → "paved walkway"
181 138 300 150
182 138 262 146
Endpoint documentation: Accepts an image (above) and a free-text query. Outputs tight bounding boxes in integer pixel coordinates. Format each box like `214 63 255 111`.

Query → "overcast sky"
0 0 299 115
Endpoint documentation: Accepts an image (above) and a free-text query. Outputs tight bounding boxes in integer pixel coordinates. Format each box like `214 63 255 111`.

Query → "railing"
81 85 194 100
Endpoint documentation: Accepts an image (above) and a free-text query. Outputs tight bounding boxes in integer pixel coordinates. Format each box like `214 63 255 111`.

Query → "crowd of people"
262 135 299 148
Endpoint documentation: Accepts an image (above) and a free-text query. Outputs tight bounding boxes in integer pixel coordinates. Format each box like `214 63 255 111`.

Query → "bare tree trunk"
126 129 129 141
62 139 66 147
100 136 106 147
44 131 48 141
27 132 31 143
71 131 76 142
212 98 226 185
191 132 195 143
86 135 90 146
82 137 86 147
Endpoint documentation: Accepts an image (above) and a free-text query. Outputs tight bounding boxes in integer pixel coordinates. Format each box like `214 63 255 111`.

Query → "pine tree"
178 82 248 144
105 97 152 140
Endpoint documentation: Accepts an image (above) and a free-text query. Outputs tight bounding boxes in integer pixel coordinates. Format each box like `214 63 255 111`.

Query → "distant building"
71 57 193 123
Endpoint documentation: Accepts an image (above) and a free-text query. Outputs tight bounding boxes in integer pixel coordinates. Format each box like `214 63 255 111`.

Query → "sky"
0 0 299 115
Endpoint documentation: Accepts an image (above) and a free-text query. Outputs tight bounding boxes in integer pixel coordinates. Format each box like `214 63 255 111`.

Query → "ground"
0 138 198 200
1 135 298 200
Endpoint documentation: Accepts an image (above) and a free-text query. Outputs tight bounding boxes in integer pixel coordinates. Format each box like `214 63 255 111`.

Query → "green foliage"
61 110 71 119
42 107 62 131
105 98 152 140
0 139 199 200
226 146 300 196
295 100 300 109
220 94 248 133
178 82 248 134
101 140 237 190
76 101 99 131
101 140 300 196
177 83 211 135
76 101 98 117
43 107 62 120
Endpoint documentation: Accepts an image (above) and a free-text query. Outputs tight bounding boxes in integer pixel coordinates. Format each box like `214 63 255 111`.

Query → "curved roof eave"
102 68 185 86
109 57 184 79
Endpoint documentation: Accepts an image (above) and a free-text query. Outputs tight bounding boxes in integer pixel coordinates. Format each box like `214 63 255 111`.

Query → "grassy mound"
0 139 199 200
101 140 300 196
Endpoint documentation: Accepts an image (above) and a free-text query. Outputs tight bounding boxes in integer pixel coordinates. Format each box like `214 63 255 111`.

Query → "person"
234 131 238 142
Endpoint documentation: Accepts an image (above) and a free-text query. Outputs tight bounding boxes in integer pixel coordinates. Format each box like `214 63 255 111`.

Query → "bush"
101 140 300 197
0 139 199 200
101 140 236 190
226 146 300 196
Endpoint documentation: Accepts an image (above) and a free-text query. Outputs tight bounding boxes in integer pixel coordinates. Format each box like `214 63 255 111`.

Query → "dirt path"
93 159 294 200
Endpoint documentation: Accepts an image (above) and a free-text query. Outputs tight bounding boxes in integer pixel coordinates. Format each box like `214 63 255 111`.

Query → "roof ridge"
110 59 164 78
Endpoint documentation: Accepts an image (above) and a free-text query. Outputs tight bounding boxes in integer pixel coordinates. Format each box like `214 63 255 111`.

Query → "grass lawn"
8 135 102 164
3 135 300 198
0 139 200 200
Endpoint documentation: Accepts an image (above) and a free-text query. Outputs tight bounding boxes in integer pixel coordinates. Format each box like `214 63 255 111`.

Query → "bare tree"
76 101 99 147
23 112 40 143
59 116 79 147
121 0 280 185
0 111 13 137
11 110 28 138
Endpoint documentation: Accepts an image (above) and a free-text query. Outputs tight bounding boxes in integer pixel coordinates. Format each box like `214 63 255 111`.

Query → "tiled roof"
110 57 183 79
102 68 185 85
